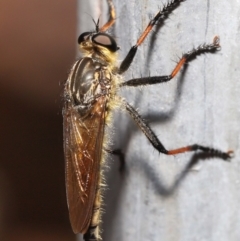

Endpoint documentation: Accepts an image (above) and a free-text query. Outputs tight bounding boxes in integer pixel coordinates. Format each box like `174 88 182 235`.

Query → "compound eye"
78 32 92 44
92 33 118 52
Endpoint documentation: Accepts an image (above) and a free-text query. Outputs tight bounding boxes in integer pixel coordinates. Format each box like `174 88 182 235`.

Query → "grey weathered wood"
77 1 240 241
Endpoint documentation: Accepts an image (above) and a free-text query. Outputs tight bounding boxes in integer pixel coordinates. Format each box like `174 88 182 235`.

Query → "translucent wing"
63 96 106 234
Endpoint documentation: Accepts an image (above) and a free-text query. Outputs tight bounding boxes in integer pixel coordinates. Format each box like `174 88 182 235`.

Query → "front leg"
118 0 185 74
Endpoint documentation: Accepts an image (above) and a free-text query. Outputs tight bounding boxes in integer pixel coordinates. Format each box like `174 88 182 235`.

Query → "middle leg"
120 37 220 87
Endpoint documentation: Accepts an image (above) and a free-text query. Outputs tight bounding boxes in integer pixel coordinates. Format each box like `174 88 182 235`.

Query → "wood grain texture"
77 1 240 241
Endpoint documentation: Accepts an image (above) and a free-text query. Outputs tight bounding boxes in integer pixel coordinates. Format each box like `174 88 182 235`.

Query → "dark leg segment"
125 101 232 160
83 226 98 241
126 102 168 153
118 0 185 74
121 37 220 87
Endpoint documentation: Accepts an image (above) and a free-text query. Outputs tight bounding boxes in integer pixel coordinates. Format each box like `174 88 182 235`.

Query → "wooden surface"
77 0 240 240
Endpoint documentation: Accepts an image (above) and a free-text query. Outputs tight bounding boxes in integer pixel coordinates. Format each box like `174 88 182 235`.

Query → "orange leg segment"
100 0 116 32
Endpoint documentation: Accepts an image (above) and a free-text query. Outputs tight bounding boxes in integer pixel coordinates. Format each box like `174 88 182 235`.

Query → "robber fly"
63 0 232 240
